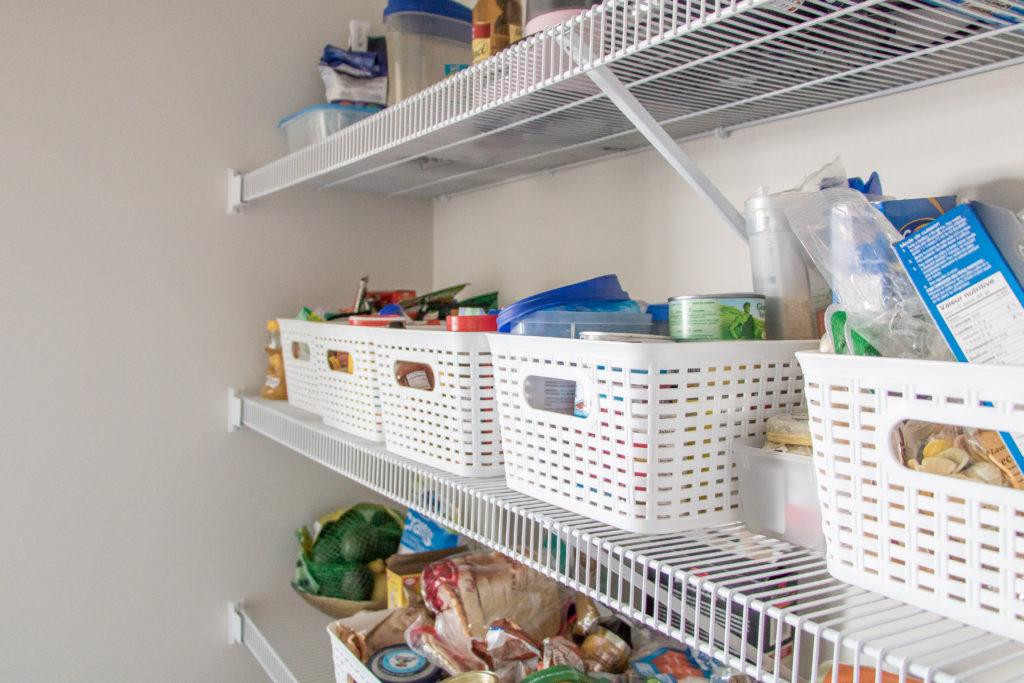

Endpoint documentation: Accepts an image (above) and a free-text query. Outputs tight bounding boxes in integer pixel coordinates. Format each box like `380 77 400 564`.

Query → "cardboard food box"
873 195 956 237
385 545 467 609
893 201 1024 470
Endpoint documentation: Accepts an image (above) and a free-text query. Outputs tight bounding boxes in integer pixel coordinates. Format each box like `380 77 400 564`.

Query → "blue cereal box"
893 201 1024 470
872 196 956 237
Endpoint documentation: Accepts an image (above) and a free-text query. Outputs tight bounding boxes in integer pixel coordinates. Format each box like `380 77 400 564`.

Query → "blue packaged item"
847 171 883 197
320 43 388 78
647 303 670 336
893 201 1024 472
398 508 459 554
496 274 634 333
873 196 957 237
319 41 389 108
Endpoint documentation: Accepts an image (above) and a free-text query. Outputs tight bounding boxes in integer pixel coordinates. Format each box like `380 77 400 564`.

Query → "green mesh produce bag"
302 558 375 601
293 503 404 600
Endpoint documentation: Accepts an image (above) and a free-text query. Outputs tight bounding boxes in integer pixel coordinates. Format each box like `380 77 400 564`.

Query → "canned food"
444 672 502 683
578 331 676 343
669 293 766 341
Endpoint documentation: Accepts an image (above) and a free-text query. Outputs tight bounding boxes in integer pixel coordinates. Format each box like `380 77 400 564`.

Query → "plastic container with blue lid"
277 103 377 152
496 274 635 333
383 0 472 105
647 302 670 336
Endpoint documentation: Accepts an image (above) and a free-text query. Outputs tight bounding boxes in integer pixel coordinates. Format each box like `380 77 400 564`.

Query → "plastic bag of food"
406 550 565 678
785 170 952 360
894 421 1023 488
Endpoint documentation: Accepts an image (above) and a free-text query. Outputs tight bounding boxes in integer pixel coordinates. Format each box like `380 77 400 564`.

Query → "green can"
669 293 766 341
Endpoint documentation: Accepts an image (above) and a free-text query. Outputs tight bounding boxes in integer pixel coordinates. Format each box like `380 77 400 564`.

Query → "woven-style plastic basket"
798 351 1024 641
327 620 378 683
277 318 322 415
373 327 504 477
487 335 814 533
314 323 384 442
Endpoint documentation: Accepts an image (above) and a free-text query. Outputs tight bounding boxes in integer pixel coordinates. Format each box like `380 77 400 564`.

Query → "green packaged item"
520 665 592 683
302 557 375 600
293 503 405 600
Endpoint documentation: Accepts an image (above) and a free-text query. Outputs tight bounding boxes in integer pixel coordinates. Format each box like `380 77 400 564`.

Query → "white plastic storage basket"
276 318 322 415
372 327 503 477
798 351 1024 641
487 335 815 533
328 622 377 683
313 323 384 442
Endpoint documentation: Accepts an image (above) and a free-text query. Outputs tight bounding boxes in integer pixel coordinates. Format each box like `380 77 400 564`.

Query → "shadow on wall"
955 177 1024 214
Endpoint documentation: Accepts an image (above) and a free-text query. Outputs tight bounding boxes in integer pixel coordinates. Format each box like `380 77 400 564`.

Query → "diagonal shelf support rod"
585 64 747 241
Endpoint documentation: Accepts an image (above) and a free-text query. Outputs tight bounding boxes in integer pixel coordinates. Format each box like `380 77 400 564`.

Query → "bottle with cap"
261 320 288 400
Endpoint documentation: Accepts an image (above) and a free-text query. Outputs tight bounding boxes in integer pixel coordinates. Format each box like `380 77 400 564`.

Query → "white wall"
0 1 429 680
433 64 1024 305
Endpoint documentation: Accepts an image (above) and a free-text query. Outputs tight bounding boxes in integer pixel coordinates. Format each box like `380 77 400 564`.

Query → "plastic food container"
277 104 377 153
510 310 652 338
488 335 816 533
733 443 825 552
496 274 634 333
383 0 472 105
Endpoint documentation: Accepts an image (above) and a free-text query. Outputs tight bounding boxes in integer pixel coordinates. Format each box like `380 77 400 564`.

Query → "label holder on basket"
517 363 599 428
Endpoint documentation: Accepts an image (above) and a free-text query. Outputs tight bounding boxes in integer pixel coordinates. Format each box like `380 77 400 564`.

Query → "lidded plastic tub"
383 0 472 105
510 310 652 338
525 0 601 35
277 104 376 153
495 274 634 333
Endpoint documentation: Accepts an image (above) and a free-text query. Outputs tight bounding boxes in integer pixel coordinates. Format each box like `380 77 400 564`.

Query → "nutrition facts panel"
937 271 1024 365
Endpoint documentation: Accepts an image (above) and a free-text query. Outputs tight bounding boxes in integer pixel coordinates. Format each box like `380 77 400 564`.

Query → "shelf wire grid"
239 395 1024 683
240 0 1024 201
236 599 335 683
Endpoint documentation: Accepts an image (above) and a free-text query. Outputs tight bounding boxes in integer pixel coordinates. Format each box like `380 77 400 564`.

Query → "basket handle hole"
291 341 310 361
395 360 435 391
326 348 353 374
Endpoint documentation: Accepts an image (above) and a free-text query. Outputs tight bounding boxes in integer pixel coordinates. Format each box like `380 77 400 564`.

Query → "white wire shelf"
236 0 1024 204
233 392 1024 683
230 590 337 683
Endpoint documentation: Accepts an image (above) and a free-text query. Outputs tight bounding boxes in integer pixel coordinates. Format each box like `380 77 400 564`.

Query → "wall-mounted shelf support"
585 64 748 241
227 388 243 432
228 600 244 645
227 170 244 215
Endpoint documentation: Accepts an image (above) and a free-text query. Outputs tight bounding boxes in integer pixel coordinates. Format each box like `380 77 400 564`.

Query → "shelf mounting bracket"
577 60 745 240
228 600 244 645
227 388 243 432
227 169 245 215
584 65 747 241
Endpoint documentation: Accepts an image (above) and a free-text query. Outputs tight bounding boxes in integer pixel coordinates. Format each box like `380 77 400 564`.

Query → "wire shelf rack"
237 0 1024 203
234 393 1024 683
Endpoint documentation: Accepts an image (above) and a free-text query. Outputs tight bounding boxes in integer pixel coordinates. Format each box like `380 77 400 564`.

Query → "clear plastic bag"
784 163 952 360
406 550 565 679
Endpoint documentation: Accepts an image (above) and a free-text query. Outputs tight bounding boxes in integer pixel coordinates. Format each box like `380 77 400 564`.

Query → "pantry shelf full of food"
228 393 1024 683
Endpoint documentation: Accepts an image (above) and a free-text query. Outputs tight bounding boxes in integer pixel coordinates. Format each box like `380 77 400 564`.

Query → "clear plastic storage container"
510 310 652 338
383 0 472 105
277 104 376 153
733 443 825 552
